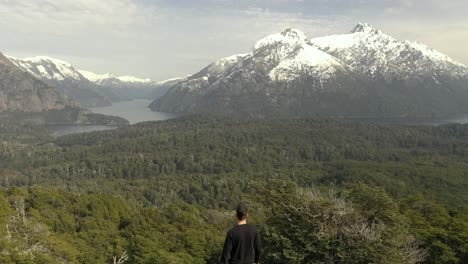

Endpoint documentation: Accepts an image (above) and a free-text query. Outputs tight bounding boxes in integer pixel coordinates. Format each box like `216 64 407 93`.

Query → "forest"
0 115 467 263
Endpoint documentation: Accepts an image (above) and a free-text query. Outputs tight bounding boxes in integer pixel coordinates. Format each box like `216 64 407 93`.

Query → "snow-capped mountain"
253 29 348 82
149 77 186 99
155 77 186 86
309 23 467 81
80 70 183 100
78 71 115 83
150 27 368 116
78 70 152 85
7 56 84 82
7 56 112 108
151 24 468 118
117 75 152 84
0 53 76 112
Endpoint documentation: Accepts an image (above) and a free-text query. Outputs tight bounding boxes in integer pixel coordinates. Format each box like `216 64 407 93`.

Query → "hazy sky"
1 0 467 81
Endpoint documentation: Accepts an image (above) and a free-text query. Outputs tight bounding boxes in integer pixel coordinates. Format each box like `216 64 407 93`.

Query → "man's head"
236 203 249 221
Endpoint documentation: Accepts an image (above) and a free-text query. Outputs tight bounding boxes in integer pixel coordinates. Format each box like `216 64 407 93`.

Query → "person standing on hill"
220 203 262 264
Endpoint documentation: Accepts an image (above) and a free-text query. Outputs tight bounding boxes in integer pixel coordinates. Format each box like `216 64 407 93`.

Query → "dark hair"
236 203 249 220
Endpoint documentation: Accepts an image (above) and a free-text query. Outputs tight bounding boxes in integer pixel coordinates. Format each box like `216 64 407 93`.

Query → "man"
220 203 262 264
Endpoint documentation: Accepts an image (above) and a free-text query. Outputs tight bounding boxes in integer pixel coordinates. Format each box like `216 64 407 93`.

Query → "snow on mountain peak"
250 28 343 82
7 55 155 85
269 44 343 82
116 75 152 84
178 29 343 84
351 23 381 34
407 41 466 67
202 54 250 80
310 23 468 80
22 56 73 67
155 76 188 86
78 70 115 82
254 28 308 52
79 70 153 84
151 23 468 117
280 28 308 40
211 54 250 69
309 23 395 54
7 55 82 81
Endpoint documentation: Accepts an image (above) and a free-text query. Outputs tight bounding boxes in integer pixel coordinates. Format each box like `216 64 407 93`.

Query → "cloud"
382 0 468 18
0 0 155 35
1 0 467 80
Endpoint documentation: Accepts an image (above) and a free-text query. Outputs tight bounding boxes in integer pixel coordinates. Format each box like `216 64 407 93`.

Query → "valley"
1 3 468 261
1 115 468 263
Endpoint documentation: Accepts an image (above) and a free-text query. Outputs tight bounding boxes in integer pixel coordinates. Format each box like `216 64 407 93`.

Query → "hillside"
0 52 76 112
7 56 113 108
0 115 467 263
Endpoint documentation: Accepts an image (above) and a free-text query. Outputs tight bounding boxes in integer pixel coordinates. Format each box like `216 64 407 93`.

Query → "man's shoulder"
246 224 259 231
229 224 259 233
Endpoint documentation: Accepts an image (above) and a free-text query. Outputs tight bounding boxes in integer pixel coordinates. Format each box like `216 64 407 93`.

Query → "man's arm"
219 231 232 264
254 228 262 264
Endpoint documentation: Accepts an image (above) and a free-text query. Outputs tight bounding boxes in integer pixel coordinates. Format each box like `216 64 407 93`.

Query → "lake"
90 99 180 125
349 115 468 126
46 99 468 137
47 99 180 137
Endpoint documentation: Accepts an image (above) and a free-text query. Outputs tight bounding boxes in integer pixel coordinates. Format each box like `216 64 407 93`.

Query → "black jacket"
220 224 262 264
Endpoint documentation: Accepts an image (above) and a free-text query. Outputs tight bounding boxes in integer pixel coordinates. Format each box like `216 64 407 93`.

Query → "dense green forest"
0 108 129 127
1 115 468 263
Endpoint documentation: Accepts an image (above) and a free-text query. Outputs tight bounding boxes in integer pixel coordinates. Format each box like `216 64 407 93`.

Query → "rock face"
150 24 468 118
79 70 184 101
0 52 76 112
7 56 112 108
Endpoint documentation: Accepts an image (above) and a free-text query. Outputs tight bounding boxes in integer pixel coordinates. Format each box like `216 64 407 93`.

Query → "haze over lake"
47 99 179 137
46 99 468 137
90 99 179 125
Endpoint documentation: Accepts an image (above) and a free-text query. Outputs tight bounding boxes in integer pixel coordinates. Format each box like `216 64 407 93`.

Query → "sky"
1 0 467 81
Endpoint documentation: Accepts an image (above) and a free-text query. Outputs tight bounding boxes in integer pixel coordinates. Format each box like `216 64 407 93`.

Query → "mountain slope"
8 56 112 107
151 24 468 118
80 70 184 100
149 77 186 99
309 23 468 117
310 23 467 81
0 52 76 112
151 29 366 116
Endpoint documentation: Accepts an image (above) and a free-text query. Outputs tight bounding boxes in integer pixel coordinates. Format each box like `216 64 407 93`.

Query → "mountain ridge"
7 55 112 107
150 23 468 118
78 70 153 85
309 23 467 81
0 52 77 112
80 69 184 101
5 54 180 105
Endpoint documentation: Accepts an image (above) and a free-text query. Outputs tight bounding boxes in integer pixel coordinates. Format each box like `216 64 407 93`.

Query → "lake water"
47 99 180 137
432 116 468 126
350 115 468 126
46 99 468 137
90 99 179 125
